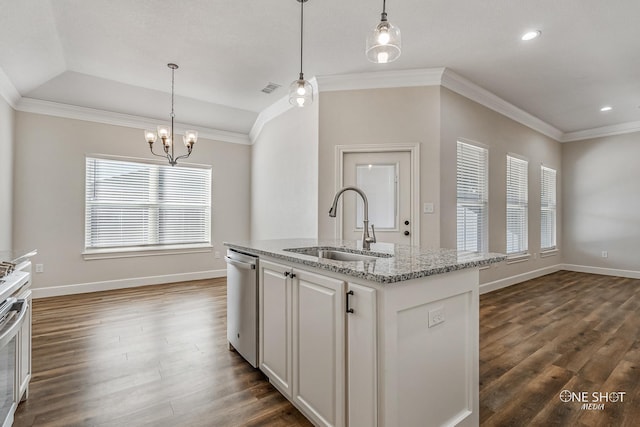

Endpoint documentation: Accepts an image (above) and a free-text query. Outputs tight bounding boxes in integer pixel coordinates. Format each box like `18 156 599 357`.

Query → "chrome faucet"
328 186 377 250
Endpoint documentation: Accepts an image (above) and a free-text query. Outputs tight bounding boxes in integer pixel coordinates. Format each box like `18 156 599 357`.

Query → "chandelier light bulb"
144 130 157 143
297 84 306 96
377 52 389 64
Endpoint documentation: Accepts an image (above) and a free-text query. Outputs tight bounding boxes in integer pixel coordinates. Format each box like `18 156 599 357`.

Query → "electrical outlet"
601 251 608 258
428 307 445 328
214 251 221 259
35 264 44 273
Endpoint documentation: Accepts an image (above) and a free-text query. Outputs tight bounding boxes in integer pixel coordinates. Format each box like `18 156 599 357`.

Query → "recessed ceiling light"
521 30 541 41
600 106 613 112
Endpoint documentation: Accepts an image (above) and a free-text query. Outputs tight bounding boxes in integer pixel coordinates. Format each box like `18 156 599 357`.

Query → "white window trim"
84 154 212 258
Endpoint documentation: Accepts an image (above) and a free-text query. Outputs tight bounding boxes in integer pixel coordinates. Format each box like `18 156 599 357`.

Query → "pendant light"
366 0 401 64
289 0 313 107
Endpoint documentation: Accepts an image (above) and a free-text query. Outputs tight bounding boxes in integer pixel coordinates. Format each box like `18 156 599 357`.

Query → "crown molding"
15 97 251 145
561 120 640 142
249 77 318 143
440 69 565 141
315 68 445 92
0 66 20 108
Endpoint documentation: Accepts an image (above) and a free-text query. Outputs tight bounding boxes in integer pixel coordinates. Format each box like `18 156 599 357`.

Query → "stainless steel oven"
0 298 28 427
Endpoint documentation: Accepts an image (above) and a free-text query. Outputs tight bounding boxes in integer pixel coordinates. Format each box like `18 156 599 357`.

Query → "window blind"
540 166 557 250
457 141 488 252
506 155 528 255
85 157 211 250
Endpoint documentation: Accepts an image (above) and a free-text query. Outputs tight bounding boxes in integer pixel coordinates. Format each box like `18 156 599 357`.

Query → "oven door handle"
0 299 28 349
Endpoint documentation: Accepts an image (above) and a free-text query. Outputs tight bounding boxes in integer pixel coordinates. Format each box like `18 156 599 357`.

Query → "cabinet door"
259 260 293 398
293 269 345 427
347 283 377 427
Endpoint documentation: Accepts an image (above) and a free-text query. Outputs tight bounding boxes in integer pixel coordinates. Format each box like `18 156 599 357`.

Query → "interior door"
342 151 412 245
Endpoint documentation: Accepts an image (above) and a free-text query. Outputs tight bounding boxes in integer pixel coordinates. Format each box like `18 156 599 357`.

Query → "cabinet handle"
290 272 296 278
284 271 290 277
346 290 355 314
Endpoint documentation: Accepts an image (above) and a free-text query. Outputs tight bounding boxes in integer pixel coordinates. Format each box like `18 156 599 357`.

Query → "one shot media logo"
559 390 626 411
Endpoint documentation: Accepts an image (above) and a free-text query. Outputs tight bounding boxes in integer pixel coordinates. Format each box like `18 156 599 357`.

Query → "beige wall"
440 88 562 284
318 86 441 247
13 112 251 290
251 102 318 240
562 132 640 272
0 97 14 249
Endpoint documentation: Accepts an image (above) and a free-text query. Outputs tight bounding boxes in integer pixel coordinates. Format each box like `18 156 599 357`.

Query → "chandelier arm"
149 145 171 160
173 152 192 163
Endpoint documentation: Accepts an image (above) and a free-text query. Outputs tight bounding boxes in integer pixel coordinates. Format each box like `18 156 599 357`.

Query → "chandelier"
144 63 198 166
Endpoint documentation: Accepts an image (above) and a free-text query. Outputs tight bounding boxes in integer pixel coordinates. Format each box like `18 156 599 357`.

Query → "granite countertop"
224 239 505 284
0 249 37 265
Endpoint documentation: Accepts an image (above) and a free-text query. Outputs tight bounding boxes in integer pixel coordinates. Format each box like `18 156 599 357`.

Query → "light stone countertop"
224 239 506 284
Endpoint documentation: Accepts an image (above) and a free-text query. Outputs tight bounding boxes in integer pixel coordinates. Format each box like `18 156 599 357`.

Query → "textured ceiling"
1 0 639 135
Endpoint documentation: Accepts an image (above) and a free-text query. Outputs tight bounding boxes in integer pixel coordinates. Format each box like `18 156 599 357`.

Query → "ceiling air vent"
261 82 281 94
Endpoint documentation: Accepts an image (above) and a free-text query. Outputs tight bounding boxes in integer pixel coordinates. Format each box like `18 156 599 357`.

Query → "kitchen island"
224 239 504 427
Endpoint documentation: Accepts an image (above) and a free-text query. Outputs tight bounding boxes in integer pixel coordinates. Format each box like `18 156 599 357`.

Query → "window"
506 155 528 255
457 141 488 252
540 166 557 250
85 156 211 253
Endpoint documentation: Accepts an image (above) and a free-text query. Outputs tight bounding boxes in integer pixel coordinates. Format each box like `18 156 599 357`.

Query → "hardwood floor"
480 270 640 427
13 271 640 426
14 278 312 427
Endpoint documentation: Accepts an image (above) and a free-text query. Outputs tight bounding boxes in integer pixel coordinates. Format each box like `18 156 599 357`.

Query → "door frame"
334 143 421 246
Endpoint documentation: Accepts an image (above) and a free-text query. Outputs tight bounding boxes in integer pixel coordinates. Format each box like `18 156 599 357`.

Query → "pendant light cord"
299 0 304 79
383 0 386 13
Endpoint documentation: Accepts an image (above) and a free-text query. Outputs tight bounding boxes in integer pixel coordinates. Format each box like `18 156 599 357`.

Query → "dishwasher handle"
0 299 28 349
224 256 256 270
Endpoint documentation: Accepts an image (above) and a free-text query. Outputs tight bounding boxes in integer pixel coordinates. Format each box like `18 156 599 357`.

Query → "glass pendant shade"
366 18 401 63
289 75 313 107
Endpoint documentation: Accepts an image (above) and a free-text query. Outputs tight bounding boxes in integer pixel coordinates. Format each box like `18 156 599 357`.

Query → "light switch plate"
423 202 435 214
428 307 445 328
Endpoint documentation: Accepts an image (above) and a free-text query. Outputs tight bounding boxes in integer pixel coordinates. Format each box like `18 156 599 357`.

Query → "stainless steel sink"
284 246 392 262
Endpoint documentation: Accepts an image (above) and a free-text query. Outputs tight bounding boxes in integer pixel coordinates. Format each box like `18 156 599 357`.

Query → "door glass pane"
355 164 397 229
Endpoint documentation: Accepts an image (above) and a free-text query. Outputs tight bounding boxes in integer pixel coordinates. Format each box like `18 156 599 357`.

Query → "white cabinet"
259 260 354 427
293 269 345 427
259 261 292 398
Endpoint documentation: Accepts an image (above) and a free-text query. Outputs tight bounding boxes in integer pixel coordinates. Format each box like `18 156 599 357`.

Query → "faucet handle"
369 224 376 243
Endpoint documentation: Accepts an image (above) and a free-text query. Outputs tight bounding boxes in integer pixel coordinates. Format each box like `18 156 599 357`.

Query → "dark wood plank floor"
14 278 312 427
480 270 640 427
13 271 640 426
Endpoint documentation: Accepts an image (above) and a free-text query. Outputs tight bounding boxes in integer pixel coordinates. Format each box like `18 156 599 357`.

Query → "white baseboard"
561 264 640 280
479 264 563 295
32 269 227 299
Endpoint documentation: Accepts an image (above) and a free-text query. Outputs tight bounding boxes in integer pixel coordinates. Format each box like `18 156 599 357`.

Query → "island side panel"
378 268 479 427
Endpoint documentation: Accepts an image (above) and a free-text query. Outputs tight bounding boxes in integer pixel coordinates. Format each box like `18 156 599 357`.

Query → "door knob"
404 220 410 225
404 231 410 236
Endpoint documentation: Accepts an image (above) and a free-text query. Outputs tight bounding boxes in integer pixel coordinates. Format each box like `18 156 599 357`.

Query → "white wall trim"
15 97 251 145
561 264 640 279
479 264 563 295
561 121 640 142
0 66 20 108
32 269 226 299
316 68 445 93
441 69 565 141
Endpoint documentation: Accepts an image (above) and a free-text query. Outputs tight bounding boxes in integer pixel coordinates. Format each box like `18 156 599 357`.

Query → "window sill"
506 253 531 264
83 244 213 260
540 249 559 258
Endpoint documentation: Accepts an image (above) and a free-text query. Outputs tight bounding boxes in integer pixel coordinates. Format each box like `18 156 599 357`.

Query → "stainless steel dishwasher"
225 248 258 367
